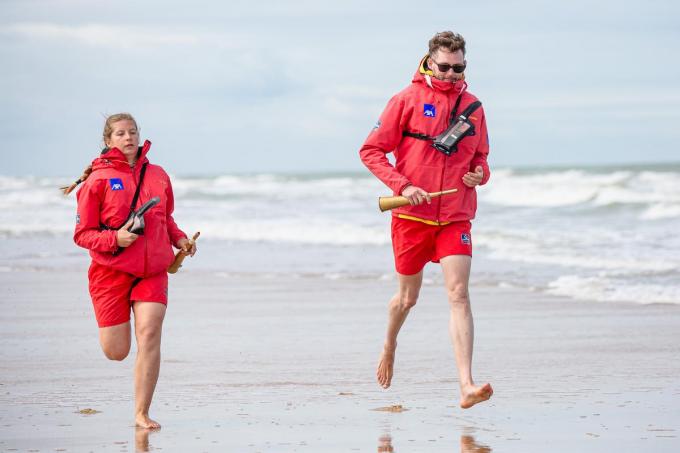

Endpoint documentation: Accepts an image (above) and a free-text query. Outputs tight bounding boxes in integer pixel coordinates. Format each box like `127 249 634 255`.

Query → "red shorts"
391 216 472 275
88 261 168 328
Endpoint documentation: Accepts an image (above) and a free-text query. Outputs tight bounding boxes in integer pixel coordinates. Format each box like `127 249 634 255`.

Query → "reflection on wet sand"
377 433 491 452
460 434 492 453
378 434 394 452
135 427 158 452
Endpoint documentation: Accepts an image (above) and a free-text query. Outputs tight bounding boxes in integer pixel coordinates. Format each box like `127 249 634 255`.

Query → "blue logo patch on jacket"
423 104 436 117
461 233 471 245
109 178 124 191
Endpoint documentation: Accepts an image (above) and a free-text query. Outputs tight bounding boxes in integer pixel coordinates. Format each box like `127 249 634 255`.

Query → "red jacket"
74 140 186 277
359 58 490 223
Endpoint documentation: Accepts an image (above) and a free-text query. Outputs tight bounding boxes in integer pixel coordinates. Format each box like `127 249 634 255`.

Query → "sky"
1 0 679 176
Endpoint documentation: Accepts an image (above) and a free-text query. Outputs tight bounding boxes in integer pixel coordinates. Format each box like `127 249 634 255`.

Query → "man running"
359 31 492 409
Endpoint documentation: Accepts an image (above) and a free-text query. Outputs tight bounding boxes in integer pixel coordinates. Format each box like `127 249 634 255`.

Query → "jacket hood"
91 140 152 172
412 54 467 95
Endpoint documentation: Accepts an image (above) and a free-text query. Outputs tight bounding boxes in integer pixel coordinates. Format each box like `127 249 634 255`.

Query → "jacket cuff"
479 166 490 186
106 230 119 252
397 181 412 195
172 233 188 249
471 161 490 186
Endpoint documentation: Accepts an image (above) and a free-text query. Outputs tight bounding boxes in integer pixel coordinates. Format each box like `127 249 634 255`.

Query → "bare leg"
441 255 493 408
99 322 131 361
377 271 423 389
132 301 166 429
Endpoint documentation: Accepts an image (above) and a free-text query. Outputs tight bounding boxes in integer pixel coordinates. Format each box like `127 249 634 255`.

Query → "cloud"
489 90 680 114
1 22 243 50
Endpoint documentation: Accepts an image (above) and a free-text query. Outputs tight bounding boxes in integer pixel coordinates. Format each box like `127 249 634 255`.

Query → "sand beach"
1 265 678 452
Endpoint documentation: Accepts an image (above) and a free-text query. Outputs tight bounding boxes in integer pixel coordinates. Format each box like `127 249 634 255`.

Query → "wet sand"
1 269 679 452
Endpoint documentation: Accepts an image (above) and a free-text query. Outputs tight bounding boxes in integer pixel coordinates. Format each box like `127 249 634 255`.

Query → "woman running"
67 113 196 429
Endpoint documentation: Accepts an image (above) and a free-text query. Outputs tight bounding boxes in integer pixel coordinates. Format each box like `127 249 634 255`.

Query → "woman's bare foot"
460 382 493 409
376 344 396 389
135 413 161 429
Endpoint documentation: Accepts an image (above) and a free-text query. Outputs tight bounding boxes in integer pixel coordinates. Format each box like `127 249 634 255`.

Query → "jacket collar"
412 54 467 95
91 140 151 172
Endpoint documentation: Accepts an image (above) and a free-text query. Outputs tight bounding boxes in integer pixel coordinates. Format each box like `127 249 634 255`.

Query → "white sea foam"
640 203 680 220
171 174 382 200
475 229 678 274
480 168 680 209
184 219 389 246
547 274 680 305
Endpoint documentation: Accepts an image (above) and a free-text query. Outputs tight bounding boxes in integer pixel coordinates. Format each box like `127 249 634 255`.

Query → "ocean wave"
547 274 680 305
480 168 680 209
0 220 390 245
475 229 679 274
639 203 680 220
181 219 389 245
171 174 384 200
2 168 679 252
4 168 680 211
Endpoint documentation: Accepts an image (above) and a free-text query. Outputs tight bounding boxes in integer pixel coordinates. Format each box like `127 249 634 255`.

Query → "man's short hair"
428 31 466 57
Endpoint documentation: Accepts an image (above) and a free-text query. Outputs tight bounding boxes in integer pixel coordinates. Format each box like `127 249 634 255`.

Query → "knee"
135 323 162 349
396 290 419 310
447 284 469 307
102 344 130 361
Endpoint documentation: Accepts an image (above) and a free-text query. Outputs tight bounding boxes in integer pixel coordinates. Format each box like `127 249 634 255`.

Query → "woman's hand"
177 237 197 256
116 218 139 247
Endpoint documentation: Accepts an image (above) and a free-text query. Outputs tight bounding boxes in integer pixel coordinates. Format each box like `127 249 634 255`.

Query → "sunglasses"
430 60 466 74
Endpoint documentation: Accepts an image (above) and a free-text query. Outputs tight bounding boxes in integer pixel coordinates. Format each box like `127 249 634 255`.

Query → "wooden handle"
378 188 458 212
167 231 200 274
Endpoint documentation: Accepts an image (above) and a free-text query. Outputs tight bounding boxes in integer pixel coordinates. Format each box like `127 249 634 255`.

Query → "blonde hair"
102 113 138 146
60 113 139 195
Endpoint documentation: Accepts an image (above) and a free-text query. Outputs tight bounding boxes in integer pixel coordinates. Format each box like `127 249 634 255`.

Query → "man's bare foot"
460 382 493 409
376 344 396 389
135 413 161 429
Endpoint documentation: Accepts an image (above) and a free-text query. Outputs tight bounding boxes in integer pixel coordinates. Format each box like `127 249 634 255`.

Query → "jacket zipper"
435 93 450 223
436 159 445 223
129 162 148 276
133 163 149 277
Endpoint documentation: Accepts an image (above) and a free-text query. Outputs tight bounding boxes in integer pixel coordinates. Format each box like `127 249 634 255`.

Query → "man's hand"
116 218 138 247
177 237 197 256
401 185 431 206
462 166 484 188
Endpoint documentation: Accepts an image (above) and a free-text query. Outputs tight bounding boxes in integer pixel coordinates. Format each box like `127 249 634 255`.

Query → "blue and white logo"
423 104 436 117
461 233 471 245
109 178 124 191
76 214 80 225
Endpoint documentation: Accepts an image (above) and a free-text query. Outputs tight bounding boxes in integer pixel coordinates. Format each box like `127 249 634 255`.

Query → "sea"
1 164 679 305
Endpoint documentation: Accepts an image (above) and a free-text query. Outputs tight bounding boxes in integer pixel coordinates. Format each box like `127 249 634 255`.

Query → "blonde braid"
60 165 93 195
